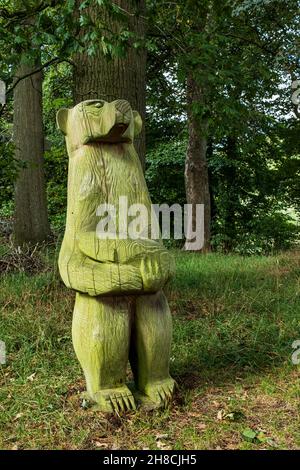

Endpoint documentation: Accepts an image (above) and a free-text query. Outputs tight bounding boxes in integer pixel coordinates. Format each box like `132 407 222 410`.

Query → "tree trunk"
207 138 216 222
13 61 51 246
73 0 147 166
184 74 211 252
223 136 238 252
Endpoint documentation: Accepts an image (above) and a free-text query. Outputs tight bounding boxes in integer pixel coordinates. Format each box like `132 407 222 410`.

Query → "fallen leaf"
13 413 23 421
27 373 36 382
156 433 168 440
256 431 267 443
197 423 207 430
242 427 273 445
225 410 245 422
94 441 108 449
242 428 257 442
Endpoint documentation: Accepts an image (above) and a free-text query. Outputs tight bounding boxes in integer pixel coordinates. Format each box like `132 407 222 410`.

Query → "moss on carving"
57 99 175 412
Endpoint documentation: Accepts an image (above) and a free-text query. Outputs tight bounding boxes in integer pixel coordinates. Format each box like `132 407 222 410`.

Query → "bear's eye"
83 100 105 109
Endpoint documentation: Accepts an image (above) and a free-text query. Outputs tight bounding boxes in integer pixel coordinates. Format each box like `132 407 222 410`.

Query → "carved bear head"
56 99 142 149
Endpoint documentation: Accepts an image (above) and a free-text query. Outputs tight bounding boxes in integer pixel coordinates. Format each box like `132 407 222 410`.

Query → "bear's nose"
114 99 131 115
114 100 131 125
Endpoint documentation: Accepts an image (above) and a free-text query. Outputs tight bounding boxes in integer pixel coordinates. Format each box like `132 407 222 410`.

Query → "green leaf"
256 431 267 443
242 428 257 442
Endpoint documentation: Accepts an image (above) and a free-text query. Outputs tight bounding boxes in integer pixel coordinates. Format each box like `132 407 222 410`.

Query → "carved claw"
141 378 175 410
93 386 137 413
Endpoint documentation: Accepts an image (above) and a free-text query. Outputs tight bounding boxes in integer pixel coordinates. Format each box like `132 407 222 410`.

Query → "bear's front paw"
139 251 174 292
117 264 143 293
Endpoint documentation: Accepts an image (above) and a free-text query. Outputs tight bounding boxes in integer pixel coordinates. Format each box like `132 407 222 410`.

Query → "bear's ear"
133 110 142 137
56 108 69 135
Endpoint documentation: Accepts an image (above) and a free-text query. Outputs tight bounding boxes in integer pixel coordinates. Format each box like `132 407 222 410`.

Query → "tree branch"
0 57 74 117
0 0 63 21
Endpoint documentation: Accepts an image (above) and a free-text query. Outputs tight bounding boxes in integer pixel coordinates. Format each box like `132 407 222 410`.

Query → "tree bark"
13 60 51 246
73 0 147 166
184 74 211 252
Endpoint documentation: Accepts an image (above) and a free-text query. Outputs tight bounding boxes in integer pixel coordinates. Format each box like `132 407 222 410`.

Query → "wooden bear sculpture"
57 99 175 412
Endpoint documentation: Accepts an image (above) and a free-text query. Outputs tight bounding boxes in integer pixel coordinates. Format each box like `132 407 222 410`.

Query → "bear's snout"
57 98 142 148
85 99 133 144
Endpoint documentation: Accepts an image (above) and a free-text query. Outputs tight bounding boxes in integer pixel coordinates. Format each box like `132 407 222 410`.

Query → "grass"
0 245 300 450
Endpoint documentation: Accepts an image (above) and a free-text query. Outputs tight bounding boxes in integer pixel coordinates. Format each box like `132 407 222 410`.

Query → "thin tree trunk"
13 60 50 246
184 74 211 252
73 0 146 166
207 138 216 225
223 136 238 252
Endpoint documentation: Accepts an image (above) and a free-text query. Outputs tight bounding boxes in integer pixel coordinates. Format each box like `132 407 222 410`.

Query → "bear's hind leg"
130 290 175 409
72 293 135 413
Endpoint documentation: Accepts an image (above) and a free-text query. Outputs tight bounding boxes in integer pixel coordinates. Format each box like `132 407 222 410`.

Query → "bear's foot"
92 385 136 413
137 378 175 410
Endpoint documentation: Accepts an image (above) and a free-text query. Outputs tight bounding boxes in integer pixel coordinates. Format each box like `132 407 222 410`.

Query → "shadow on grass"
170 312 296 398
168 252 299 393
